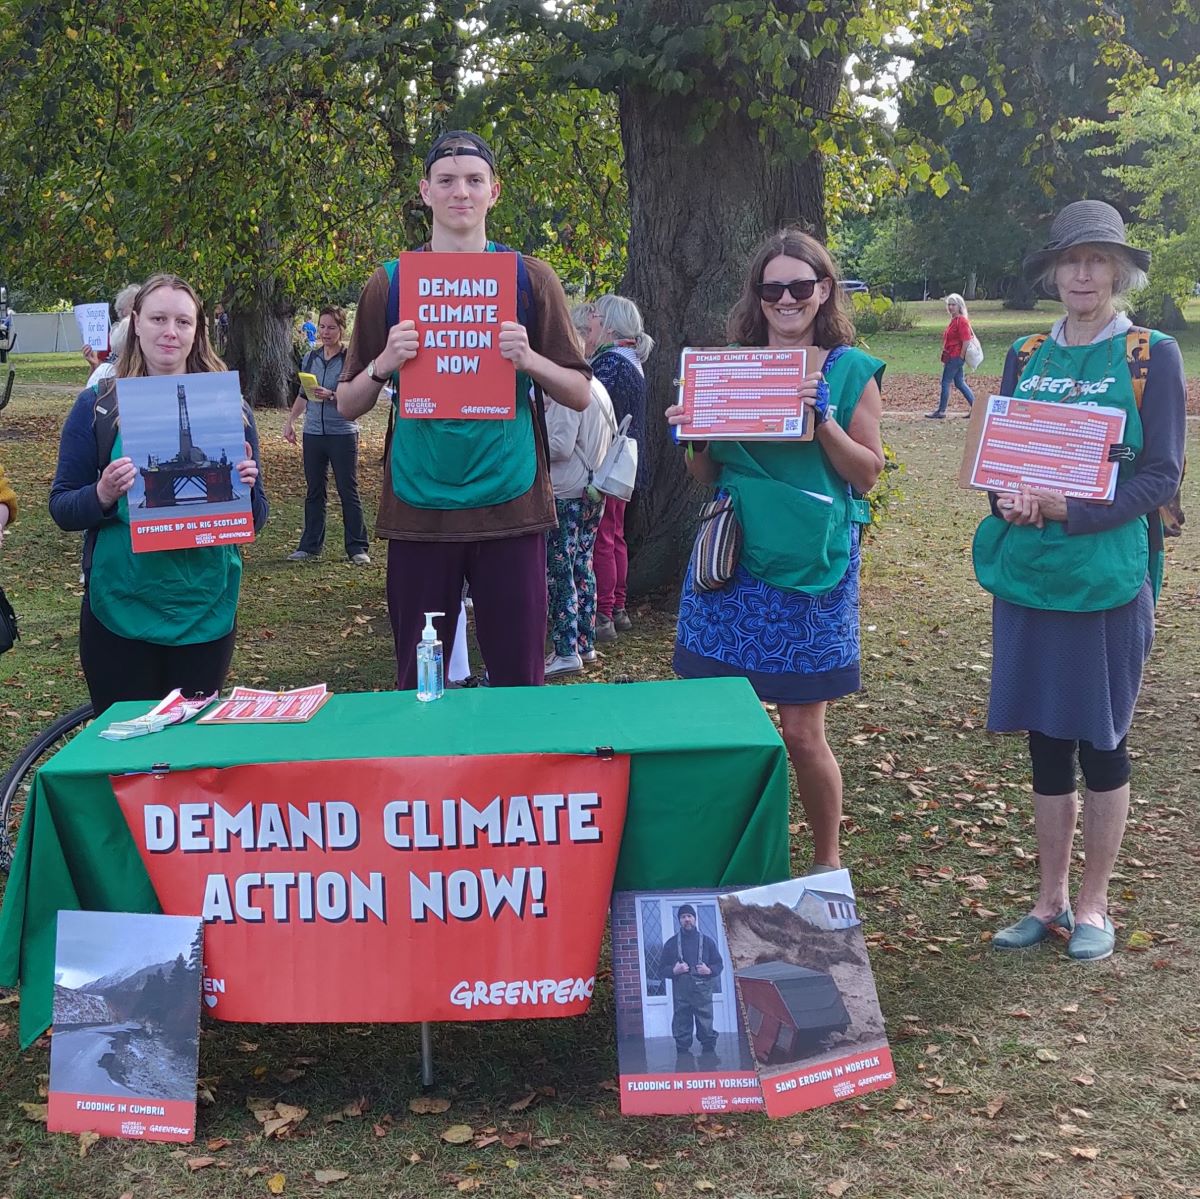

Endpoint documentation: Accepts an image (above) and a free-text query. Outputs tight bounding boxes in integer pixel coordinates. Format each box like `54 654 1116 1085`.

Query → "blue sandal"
992 908 1074 950
1067 917 1115 962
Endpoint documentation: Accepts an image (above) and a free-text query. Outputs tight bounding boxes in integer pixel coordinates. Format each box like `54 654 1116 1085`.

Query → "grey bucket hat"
1021 200 1151 282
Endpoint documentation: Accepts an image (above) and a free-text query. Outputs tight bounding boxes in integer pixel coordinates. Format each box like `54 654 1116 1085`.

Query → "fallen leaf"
985 1095 1005 1119
607 1155 631 1172
236 1040 260 1053
508 1091 537 1112
187 1156 218 1172
1126 930 1154 951
892 1098 914 1111
408 1096 451 1115
78 1130 100 1158
1069 1146 1099 1161
500 1131 532 1150
597 1078 619 1093
342 1096 370 1118
276 1068 306 1084
826 1181 852 1198
474 1135 500 1149
267 1173 286 1194
1072 1074 1095 1087
373 1123 391 1138
456 1181 482 1193
693 1183 716 1193
1035 1048 1060 1063
207 1137 233 1151
441 1124 475 1144
276 1103 307 1124
19 1102 47 1123
314 1169 349 1184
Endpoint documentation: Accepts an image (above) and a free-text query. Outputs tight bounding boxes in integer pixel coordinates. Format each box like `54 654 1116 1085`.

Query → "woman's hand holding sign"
96 456 137 508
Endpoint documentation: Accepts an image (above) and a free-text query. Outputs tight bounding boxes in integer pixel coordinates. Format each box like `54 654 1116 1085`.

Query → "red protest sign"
398 251 517 419
111 753 629 1024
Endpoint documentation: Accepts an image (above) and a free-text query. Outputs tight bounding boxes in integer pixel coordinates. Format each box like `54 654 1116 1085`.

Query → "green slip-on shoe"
992 908 1075 950
1067 917 1116 962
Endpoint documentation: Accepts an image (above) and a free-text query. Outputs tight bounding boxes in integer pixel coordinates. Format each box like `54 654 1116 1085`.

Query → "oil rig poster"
116 371 255 553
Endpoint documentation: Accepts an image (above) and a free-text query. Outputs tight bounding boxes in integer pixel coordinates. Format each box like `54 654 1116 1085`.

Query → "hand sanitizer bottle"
416 611 445 702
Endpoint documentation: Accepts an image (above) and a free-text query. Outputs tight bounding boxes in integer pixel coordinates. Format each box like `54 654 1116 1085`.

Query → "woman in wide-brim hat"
972 200 1186 962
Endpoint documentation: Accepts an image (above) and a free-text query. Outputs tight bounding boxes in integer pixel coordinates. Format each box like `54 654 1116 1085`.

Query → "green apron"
89 433 242 644
388 243 536 510
711 347 882 595
972 335 1145 613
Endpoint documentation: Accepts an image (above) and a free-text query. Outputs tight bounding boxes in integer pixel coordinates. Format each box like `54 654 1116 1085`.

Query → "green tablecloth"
0 678 788 1046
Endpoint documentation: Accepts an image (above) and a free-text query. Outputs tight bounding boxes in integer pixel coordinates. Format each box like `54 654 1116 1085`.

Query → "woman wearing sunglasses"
667 228 885 873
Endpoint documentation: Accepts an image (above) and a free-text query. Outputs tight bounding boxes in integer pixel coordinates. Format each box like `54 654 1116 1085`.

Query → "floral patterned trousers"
547 495 605 658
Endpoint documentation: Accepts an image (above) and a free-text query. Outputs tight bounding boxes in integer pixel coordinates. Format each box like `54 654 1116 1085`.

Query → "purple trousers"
386 533 548 689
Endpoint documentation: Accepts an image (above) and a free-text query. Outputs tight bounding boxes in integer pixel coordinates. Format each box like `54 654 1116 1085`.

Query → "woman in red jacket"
927 293 976 418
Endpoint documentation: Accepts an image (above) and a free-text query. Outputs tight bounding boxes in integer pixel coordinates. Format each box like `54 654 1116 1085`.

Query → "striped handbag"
689 492 742 592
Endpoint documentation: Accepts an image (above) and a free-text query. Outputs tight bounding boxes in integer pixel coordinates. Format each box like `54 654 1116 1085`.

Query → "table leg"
420 1021 434 1089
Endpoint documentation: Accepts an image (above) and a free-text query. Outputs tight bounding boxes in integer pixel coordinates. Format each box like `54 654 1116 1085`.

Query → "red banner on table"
111 753 629 1023
960 394 1126 501
674 348 813 441
398 251 517 419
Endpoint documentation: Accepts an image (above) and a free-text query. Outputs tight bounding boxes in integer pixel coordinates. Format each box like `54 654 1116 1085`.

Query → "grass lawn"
864 298 1200 380
1 391 1199 1197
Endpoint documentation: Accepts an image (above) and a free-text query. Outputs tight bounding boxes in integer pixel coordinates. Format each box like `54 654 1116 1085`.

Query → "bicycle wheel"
0 703 93 873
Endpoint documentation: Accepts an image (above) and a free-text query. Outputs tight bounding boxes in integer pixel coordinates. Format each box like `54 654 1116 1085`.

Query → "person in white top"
544 320 616 678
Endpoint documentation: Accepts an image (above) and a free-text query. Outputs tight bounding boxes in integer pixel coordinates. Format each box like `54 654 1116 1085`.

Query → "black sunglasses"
754 278 825 303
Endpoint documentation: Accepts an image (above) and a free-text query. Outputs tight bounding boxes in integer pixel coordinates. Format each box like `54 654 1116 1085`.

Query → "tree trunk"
616 0 843 595
225 278 295 408
1003 275 1039 310
1137 289 1185 328
964 269 978 301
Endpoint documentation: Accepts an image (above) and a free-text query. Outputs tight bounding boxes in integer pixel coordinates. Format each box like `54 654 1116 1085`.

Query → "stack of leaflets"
198 683 330 724
99 690 216 741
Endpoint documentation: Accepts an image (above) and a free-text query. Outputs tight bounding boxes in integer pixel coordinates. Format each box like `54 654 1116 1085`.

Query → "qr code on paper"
990 398 1009 415
783 416 802 433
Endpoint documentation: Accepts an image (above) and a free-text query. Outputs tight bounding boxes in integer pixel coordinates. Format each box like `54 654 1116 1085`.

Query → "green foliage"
1071 84 1200 318
851 291 913 335
864 441 904 537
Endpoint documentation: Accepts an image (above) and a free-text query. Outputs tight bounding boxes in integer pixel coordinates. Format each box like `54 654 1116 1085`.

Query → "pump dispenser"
416 611 445 702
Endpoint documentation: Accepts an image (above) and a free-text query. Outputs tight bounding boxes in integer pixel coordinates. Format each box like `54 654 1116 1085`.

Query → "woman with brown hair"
49 274 269 715
667 228 885 872
283 305 370 565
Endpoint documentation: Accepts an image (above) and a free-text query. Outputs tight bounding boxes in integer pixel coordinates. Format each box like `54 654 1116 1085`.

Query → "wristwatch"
366 358 380 381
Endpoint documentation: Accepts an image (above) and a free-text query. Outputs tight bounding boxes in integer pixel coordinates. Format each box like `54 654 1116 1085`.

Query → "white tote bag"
591 413 638 502
964 333 984 370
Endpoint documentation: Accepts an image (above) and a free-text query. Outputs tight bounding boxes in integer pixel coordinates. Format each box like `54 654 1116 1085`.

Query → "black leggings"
80 595 236 717
1028 731 1130 795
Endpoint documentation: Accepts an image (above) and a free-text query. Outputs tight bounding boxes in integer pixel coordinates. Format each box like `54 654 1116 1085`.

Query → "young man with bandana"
338 132 591 688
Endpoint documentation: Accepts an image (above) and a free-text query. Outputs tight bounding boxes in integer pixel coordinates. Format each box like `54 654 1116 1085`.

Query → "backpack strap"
93 380 119 466
1125 326 1151 409
1014 333 1047 376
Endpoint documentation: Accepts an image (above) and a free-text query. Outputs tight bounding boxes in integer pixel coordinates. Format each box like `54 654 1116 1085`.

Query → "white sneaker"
544 653 583 678
582 649 598 664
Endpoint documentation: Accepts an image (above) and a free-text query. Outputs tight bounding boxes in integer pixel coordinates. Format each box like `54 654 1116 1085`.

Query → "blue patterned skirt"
673 531 861 705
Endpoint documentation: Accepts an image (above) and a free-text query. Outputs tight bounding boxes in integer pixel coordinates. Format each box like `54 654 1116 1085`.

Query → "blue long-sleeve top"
591 349 648 489
50 385 269 567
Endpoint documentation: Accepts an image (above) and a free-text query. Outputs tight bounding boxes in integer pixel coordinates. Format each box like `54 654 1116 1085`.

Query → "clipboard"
298 371 322 399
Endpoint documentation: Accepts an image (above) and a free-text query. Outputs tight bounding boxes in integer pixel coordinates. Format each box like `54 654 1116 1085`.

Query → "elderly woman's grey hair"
591 294 655 362
1038 246 1149 306
114 284 141 320
945 293 968 318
